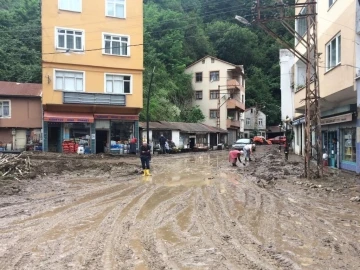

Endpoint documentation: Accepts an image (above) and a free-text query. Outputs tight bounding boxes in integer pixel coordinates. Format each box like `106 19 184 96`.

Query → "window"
246 118 250 125
56 28 84 51
59 0 82 12
210 90 219 99
211 58 215 63
0 100 10 118
210 110 219 119
105 74 131 94
329 0 336 8
195 91 203 100
296 8 307 39
210 71 219 82
342 128 356 163
55 70 84 92
103 34 129 56
326 34 341 71
258 118 263 126
106 0 126 18
195 72 203 82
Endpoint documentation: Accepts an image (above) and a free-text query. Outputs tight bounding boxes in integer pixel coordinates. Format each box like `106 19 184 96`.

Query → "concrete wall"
280 49 295 121
0 97 42 128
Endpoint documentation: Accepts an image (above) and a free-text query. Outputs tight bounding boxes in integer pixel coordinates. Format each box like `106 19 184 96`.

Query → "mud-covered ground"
0 146 359 270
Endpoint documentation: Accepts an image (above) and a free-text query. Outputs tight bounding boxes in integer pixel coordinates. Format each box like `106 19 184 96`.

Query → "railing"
227 99 245 111
227 119 240 128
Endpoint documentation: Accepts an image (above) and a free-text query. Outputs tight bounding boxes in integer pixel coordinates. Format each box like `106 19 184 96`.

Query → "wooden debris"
0 153 32 180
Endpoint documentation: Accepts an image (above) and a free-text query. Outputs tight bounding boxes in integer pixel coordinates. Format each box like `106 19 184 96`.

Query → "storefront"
43 112 94 153
43 112 139 154
321 112 357 171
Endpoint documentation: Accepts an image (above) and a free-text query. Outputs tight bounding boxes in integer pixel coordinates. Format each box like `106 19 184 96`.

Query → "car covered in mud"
231 138 256 151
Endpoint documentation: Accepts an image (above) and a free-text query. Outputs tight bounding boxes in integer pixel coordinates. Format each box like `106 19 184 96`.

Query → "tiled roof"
0 81 42 97
139 121 228 134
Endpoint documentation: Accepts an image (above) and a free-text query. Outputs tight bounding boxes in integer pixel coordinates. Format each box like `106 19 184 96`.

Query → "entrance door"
210 134 217 147
189 138 195 149
96 130 108 154
48 126 61 152
15 129 27 150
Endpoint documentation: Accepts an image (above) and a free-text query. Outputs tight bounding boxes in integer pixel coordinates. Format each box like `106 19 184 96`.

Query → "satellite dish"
235 15 251 25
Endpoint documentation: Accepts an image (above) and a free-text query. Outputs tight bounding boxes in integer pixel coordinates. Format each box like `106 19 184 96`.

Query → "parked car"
253 136 272 145
269 136 286 144
232 138 256 151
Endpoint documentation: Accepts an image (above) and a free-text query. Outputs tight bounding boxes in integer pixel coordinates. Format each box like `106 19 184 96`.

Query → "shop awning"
94 114 139 121
44 112 94 123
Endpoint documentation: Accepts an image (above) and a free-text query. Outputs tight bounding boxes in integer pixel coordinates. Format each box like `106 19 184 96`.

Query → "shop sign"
45 117 92 123
94 114 139 121
321 113 353 126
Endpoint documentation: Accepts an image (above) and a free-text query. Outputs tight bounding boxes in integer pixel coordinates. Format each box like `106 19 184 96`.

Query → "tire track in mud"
0 182 144 269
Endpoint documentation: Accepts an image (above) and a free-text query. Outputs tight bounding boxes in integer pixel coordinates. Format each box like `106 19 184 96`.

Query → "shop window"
64 123 91 146
110 121 134 142
196 135 207 145
152 130 172 145
342 128 356 163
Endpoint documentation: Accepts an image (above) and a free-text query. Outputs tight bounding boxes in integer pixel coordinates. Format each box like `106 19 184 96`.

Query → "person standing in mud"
159 134 167 154
243 144 253 161
229 149 244 166
140 141 152 176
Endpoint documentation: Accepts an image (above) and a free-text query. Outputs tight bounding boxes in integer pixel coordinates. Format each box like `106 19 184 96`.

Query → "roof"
0 81 42 97
139 121 228 134
245 107 265 114
186 55 244 71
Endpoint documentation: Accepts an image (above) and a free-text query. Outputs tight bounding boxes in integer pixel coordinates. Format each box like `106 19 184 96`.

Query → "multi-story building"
243 107 267 138
41 0 143 153
185 56 246 144
289 0 360 173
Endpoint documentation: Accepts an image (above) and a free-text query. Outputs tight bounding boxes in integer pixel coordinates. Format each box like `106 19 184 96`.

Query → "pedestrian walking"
243 144 253 161
159 134 167 154
140 141 152 176
229 149 244 166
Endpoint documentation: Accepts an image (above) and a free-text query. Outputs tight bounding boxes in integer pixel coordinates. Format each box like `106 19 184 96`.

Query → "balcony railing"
63 92 126 106
227 79 244 91
227 119 240 129
226 98 245 111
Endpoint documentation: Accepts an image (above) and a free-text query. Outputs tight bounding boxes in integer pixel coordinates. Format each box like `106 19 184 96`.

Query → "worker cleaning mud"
140 141 152 176
229 149 245 166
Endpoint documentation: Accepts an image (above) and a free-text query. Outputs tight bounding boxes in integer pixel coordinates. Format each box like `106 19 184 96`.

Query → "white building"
185 56 246 144
243 107 267 138
279 49 295 122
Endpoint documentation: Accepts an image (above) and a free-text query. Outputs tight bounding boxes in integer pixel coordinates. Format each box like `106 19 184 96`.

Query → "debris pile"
0 154 32 180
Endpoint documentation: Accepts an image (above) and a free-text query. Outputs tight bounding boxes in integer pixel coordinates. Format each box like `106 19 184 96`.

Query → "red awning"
44 112 94 123
94 114 139 121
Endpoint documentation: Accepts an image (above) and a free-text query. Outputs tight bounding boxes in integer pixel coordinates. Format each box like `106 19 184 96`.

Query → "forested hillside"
0 0 294 125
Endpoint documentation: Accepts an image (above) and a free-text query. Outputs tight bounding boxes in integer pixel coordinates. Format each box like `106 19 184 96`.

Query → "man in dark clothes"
140 141 152 176
159 134 167 154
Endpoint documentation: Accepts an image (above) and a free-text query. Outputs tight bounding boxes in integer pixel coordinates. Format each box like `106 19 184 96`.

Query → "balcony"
227 79 244 91
63 92 126 106
227 98 245 111
227 119 240 129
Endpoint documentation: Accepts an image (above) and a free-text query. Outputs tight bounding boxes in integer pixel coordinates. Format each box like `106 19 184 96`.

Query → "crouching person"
140 141 152 176
229 149 244 166
243 144 253 161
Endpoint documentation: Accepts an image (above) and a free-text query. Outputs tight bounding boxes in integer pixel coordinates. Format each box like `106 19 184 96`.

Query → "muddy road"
0 147 359 270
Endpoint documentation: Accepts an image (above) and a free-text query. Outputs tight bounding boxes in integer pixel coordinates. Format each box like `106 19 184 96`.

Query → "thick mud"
0 147 359 269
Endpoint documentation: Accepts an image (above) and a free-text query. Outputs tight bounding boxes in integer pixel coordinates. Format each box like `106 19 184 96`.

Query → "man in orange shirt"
229 149 244 166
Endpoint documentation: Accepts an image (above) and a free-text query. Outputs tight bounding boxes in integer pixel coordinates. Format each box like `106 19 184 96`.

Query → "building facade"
0 82 42 151
41 0 143 153
243 108 267 139
290 0 359 172
185 56 246 144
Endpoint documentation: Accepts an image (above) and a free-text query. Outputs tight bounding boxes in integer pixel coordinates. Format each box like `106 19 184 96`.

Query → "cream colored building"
291 0 360 172
185 56 246 144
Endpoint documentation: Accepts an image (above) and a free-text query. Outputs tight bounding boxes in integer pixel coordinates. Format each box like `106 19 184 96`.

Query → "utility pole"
240 0 323 178
146 67 156 145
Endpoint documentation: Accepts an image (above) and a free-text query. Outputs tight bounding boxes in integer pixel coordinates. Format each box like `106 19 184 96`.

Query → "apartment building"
41 0 143 153
185 56 246 144
290 0 360 173
243 107 267 139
